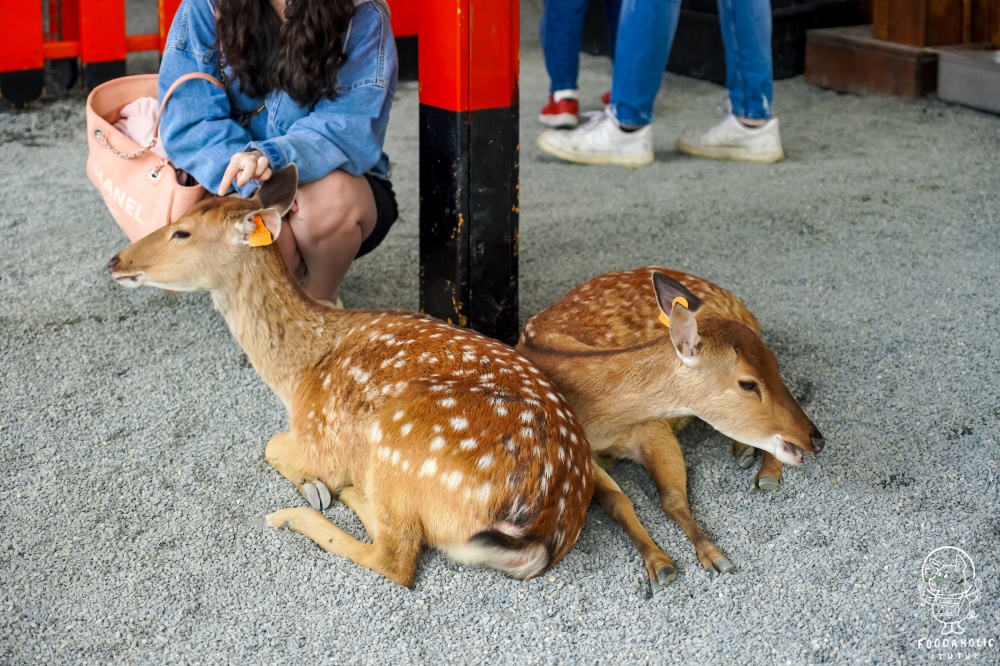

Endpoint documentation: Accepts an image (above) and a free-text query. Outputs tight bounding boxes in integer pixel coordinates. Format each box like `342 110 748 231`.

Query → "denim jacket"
158 0 397 197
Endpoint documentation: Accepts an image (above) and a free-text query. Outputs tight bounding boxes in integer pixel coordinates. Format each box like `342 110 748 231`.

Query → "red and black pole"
418 0 520 344
78 0 127 89
0 1 45 106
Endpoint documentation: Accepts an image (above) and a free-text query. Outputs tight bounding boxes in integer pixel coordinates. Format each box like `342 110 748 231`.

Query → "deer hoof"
656 565 677 586
302 481 333 510
647 565 678 596
754 475 779 492
734 444 755 469
705 557 735 578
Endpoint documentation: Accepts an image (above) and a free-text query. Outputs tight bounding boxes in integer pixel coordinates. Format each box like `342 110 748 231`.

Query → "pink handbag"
85 72 225 242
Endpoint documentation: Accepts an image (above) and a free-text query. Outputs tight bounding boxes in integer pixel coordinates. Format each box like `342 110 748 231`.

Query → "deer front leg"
634 421 735 577
265 507 422 587
754 452 783 492
592 465 678 588
731 442 784 492
264 432 333 510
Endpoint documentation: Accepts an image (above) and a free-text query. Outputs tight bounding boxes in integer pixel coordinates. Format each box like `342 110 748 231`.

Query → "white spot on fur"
401 423 413 436
450 417 468 431
370 424 383 442
430 436 446 451
441 470 463 490
459 438 477 451
393 410 405 421
477 454 494 469
419 459 438 477
349 366 371 384
440 397 457 408
519 411 533 423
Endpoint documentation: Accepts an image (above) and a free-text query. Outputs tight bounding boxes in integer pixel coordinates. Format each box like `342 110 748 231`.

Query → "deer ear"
235 208 282 245
651 273 703 366
651 272 703 316
258 164 298 216
669 302 701 366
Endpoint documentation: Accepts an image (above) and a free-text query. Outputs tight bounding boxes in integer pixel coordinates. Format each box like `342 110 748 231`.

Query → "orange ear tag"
658 296 689 328
248 214 273 247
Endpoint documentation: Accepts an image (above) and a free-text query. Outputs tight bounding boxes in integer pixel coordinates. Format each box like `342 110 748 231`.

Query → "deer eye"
739 380 758 392
171 229 191 240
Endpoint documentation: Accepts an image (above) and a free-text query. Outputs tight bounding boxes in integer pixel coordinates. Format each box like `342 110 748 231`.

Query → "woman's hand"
218 150 272 196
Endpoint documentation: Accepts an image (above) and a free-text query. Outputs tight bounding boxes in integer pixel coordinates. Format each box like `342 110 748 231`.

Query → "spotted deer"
107 165 594 587
517 267 824 587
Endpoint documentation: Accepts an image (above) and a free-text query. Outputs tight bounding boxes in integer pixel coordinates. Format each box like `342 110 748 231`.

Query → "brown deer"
107 165 594 587
516 267 824 587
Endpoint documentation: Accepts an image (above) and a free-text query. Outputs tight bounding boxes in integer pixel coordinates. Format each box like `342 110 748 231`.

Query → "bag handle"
154 71 226 138
93 72 226 162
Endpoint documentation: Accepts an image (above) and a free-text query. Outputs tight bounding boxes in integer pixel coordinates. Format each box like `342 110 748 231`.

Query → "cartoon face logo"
920 547 982 635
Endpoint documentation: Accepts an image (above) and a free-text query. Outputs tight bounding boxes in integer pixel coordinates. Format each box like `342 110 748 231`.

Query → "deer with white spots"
517 267 824 587
107 165 594 587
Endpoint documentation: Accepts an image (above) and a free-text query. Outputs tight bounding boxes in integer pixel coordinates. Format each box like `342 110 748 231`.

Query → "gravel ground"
2 2 999 664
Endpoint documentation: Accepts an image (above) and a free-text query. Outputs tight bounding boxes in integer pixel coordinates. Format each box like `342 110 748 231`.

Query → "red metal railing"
0 0 417 105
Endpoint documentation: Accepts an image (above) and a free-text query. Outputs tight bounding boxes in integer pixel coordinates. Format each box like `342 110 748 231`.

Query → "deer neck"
210 245 331 406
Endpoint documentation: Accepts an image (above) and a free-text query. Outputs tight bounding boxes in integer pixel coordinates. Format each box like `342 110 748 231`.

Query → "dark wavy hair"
216 0 355 107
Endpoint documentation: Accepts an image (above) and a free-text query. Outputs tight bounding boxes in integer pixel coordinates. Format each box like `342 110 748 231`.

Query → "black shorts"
357 174 399 258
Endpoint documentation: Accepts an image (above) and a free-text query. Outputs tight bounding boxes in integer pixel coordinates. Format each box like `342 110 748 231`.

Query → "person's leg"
717 0 773 122
604 0 623 61
285 170 378 303
536 0 679 166
609 0 682 128
673 0 782 163
540 0 591 95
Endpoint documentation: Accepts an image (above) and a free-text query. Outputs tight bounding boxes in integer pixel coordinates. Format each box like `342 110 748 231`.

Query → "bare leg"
592 464 678 586
265 507 421 587
288 170 378 302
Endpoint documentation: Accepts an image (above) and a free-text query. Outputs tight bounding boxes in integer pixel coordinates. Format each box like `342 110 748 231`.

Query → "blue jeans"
611 0 774 126
541 0 622 94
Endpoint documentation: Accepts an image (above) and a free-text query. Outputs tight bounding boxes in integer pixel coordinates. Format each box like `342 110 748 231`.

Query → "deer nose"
810 430 826 453
107 255 121 273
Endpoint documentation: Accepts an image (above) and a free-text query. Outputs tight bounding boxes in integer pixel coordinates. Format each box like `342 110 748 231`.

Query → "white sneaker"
537 110 654 167
676 114 784 163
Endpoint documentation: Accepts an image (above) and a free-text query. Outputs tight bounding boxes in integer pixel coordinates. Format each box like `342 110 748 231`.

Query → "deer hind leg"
264 432 333 511
633 421 735 577
337 487 379 539
265 507 422 587
731 443 783 492
592 465 678 587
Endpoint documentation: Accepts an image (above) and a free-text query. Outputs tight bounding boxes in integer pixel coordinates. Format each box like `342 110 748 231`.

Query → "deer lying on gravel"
517 267 824 587
107 165 594 587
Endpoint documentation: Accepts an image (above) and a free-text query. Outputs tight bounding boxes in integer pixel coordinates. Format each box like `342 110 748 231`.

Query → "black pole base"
419 103 520 345
0 69 45 108
82 60 126 91
396 36 418 82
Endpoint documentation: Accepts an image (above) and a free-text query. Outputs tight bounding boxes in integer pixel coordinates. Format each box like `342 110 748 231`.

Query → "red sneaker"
539 94 579 129
601 90 611 106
